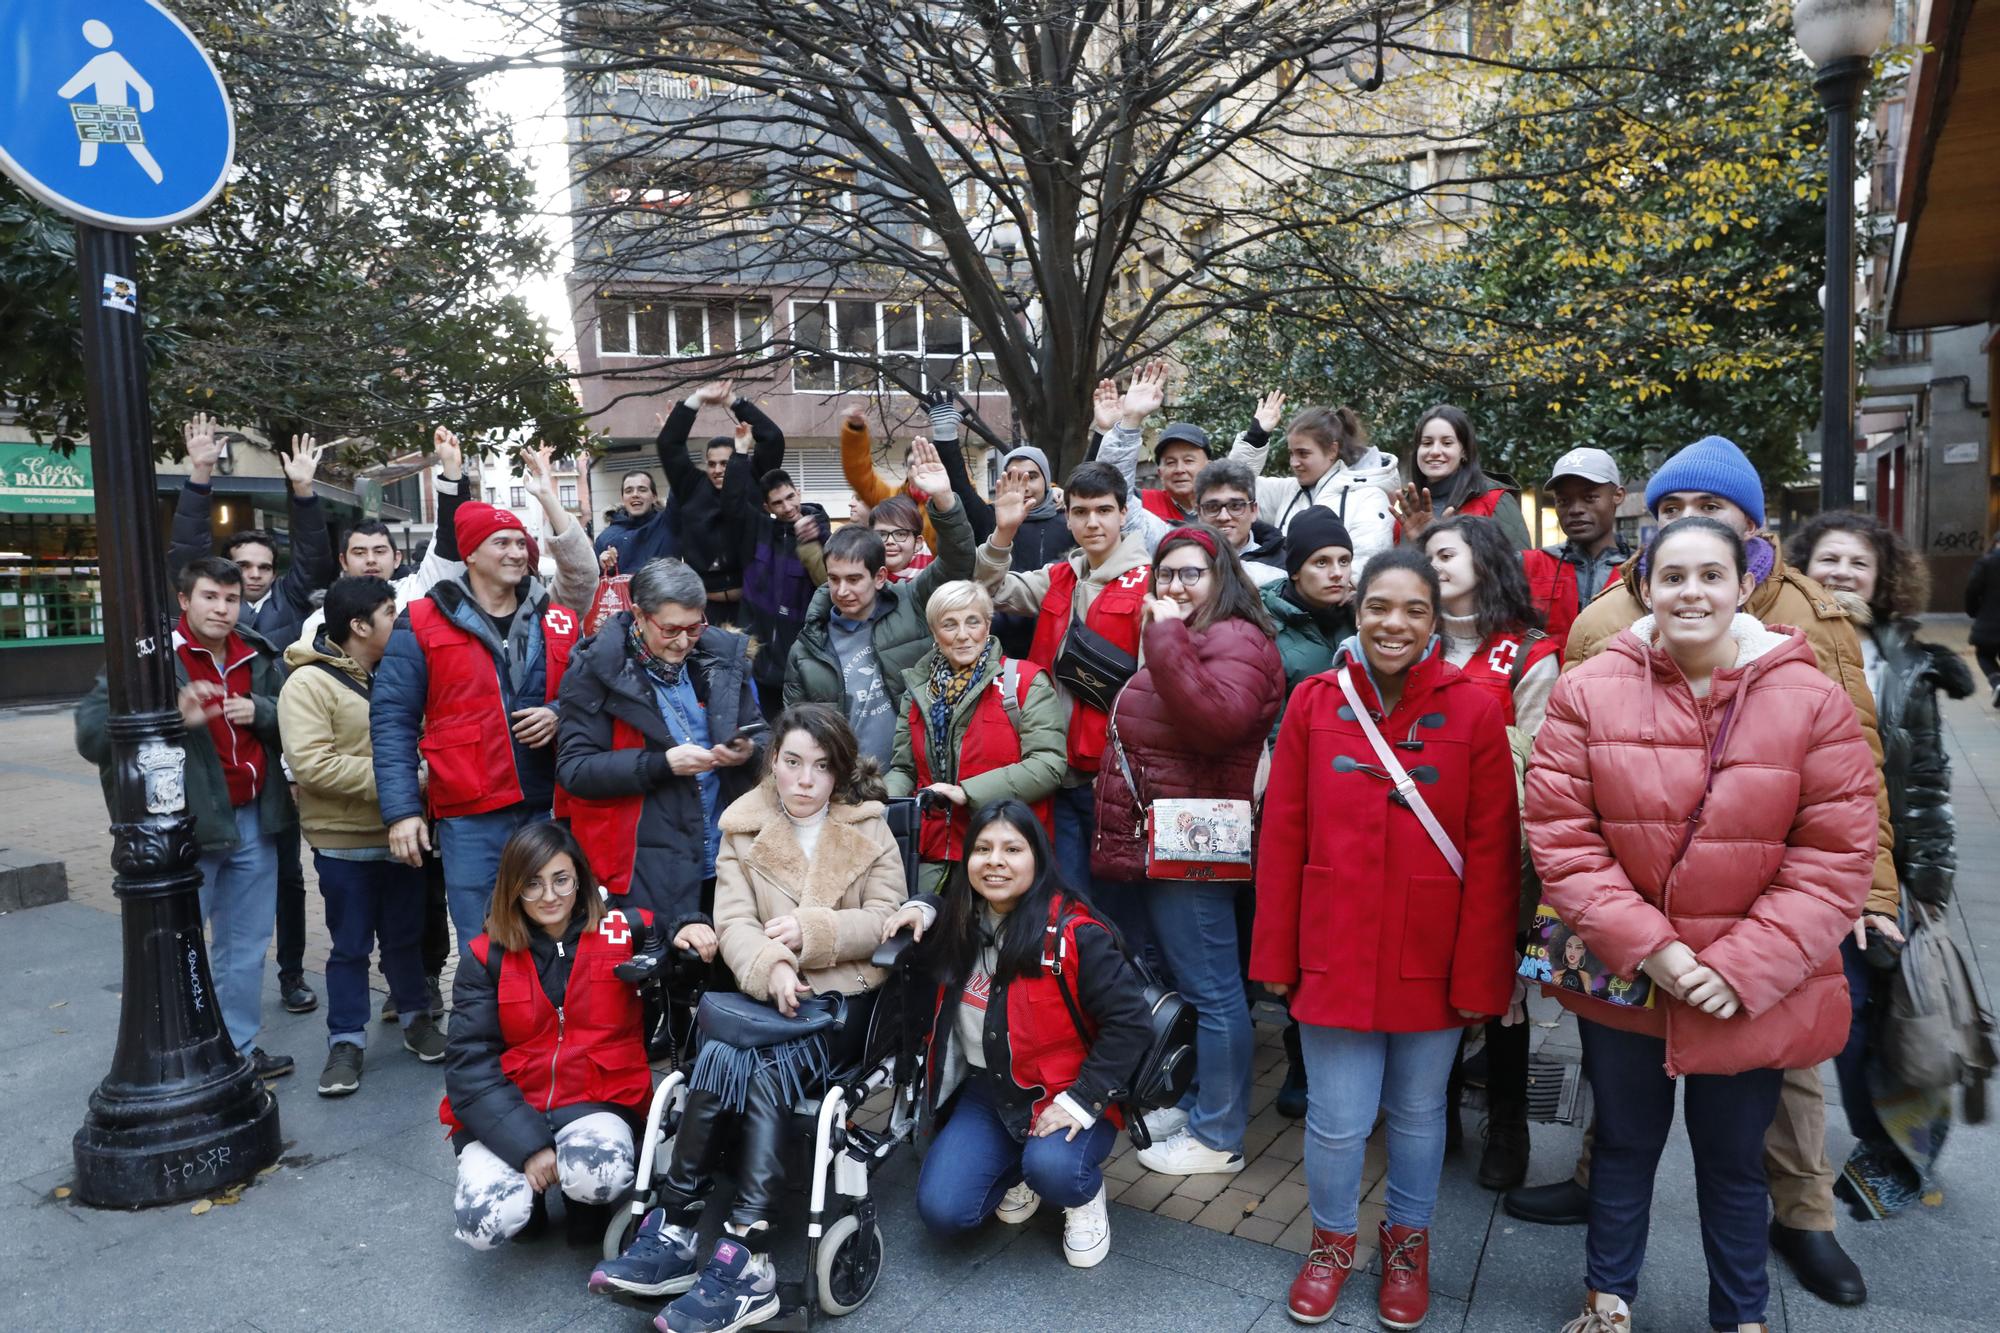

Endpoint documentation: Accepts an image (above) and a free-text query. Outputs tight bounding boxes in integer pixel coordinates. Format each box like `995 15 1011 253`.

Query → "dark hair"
1193 458 1258 502
1643 516 1748 583
1788 510 1929 623
322 575 397 646
1354 546 1441 608
929 800 1081 987
767 703 887 805
340 520 393 553
176 555 243 596
619 468 658 495
704 435 736 457
866 494 923 536
1410 404 1497 515
484 821 605 952
1063 461 1129 509
220 529 279 561
1152 524 1278 636
824 523 887 574
1285 405 1367 464
760 468 796 497
1423 514 1544 640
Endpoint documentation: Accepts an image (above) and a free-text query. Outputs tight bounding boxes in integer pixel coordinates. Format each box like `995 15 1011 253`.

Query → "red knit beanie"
456 502 531 562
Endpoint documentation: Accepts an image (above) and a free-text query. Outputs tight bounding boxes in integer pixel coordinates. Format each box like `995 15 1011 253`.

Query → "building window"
788 298 998 394
510 486 526 508
559 481 578 508
484 486 497 505
598 298 714 358
0 512 102 645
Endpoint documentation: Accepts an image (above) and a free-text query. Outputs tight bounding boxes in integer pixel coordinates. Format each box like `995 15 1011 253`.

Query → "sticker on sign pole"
101 273 138 313
0 2 236 233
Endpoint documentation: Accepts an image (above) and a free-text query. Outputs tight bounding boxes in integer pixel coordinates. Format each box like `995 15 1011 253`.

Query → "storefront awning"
0 444 92 513
1891 0 2000 329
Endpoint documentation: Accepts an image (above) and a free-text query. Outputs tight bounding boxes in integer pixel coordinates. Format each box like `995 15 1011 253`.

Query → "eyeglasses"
646 614 707 644
1197 498 1253 518
1155 566 1210 589
521 873 578 903
874 528 916 543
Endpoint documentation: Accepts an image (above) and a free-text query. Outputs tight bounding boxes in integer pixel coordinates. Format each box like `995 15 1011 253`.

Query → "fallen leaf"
48 1000 67 1009
53 1186 70 1200
257 1165 279 1178
190 1199 213 1216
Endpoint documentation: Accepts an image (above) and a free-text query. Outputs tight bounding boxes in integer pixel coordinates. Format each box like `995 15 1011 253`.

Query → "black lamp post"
984 218 1028 446
1793 0 1894 512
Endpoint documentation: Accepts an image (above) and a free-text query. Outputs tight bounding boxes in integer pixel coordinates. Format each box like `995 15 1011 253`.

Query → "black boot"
1276 1020 1308 1119
1478 1018 1531 1190
1502 1178 1589 1225
1770 1222 1867 1306
1477 1112 1530 1191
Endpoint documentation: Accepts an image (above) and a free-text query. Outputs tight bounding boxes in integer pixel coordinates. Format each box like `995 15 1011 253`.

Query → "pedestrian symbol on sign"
58 20 162 185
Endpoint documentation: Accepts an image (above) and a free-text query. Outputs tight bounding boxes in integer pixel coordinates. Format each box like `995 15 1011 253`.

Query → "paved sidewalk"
4 620 1997 1330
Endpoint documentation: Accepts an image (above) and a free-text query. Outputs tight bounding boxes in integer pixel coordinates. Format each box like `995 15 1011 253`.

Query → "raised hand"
991 470 1029 539
184 413 222 482
1092 378 1122 434
521 442 557 502
1391 483 1448 540
733 420 753 454
921 385 962 443
840 404 869 434
281 434 326 497
432 425 463 480
1121 360 1169 427
1254 389 1287 434
695 380 734 407
906 437 955 510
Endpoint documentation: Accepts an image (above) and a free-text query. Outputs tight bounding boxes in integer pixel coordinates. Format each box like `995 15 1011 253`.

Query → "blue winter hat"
1642 435 1764 528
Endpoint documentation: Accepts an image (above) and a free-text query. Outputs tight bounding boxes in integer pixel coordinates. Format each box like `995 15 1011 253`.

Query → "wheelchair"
602 796 930 1329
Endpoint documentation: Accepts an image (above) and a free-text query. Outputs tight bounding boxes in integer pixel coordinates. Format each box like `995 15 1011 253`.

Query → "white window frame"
596 298 715 359
786 298 1001 395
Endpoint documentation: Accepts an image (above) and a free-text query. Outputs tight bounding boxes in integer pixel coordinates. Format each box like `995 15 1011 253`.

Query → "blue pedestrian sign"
0 1 235 232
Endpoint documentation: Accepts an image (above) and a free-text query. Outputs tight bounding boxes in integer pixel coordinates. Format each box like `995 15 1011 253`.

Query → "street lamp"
1793 0 1894 511
982 217 1028 445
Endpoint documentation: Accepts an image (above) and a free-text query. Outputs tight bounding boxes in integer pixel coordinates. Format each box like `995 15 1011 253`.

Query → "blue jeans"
315 852 428 1049
915 1079 1119 1233
1833 936 1888 1149
1296 1023 1461 1233
196 803 279 1055
437 804 543 945
1580 1020 1784 1328
1147 881 1253 1153
1051 783 1149 956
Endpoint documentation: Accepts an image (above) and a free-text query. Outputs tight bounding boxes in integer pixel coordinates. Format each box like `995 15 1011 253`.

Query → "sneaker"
995 1182 1041 1225
250 1048 295 1081
1558 1289 1632 1333
1991 679 2000 710
1062 1184 1111 1268
380 993 398 1024
1140 1105 1189 1142
402 1012 447 1063
1135 1128 1243 1177
589 1209 701 1298
655 1238 779 1333
427 975 447 1019
280 976 318 1014
317 1043 363 1097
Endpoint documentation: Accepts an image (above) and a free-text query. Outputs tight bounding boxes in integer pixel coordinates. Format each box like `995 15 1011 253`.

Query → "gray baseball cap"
1544 447 1622 489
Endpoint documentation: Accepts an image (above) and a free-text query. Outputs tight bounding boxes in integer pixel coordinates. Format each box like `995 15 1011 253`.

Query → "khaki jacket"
1565 551 1897 914
279 635 386 849
713 782 908 1001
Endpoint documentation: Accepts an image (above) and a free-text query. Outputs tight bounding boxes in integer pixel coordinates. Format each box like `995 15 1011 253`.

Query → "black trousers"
420 851 452 979
1977 644 2000 688
275 825 305 980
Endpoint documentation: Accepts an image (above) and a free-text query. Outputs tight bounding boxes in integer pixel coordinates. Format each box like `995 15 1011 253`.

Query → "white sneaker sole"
997 1197 1041 1226
1136 1149 1244 1177
588 1269 698 1298
654 1292 780 1333
1064 1230 1110 1268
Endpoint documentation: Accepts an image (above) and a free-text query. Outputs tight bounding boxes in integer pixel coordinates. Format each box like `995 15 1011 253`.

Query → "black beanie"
1284 508 1353 578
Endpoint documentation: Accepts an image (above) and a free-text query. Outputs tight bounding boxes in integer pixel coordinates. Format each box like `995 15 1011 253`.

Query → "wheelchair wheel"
814 1213 884 1315
602 1203 643 1262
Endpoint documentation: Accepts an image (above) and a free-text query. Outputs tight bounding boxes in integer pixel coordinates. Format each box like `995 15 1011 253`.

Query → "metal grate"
1526 1055 1582 1125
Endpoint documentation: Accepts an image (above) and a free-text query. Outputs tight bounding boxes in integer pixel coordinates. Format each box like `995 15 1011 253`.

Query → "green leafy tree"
0 0 583 458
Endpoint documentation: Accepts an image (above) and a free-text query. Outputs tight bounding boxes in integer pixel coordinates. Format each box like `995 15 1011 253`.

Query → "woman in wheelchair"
443 821 654 1250
881 799 1154 1269
591 703 909 1333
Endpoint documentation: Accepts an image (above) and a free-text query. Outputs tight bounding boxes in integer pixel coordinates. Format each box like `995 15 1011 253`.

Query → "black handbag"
1047 912 1196 1150
1050 608 1137 715
694 990 845 1048
688 991 847 1112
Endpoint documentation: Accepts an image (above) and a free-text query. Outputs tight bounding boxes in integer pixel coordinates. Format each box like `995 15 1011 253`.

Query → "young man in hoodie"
975 460 1154 946
281 575 446 1097
1193 459 1289 586
1508 433 1896 1311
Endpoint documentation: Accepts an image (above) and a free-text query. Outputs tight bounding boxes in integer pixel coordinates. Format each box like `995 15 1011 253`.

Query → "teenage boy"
1519 447 1631 649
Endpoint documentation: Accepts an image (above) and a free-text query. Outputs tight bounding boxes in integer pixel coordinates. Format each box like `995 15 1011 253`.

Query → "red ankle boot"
1287 1228 1356 1323
1377 1222 1431 1330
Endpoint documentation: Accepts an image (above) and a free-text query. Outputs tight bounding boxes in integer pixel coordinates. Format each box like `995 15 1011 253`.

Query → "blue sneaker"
589 1209 701 1298
654 1237 779 1333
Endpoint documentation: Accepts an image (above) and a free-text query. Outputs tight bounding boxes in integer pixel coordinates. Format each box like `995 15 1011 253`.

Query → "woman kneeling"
591 704 908 1333
444 822 652 1250
887 800 1154 1268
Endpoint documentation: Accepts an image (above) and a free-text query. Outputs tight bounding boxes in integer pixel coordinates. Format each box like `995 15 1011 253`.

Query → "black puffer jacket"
555 615 765 927
1964 545 2000 648
1862 608 1975 906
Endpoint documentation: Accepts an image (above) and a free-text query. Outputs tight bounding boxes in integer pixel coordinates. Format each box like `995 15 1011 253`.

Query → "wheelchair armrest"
871 929 920 970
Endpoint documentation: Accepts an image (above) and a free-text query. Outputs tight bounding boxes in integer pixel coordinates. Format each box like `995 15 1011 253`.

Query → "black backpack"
1048 909 1197 1149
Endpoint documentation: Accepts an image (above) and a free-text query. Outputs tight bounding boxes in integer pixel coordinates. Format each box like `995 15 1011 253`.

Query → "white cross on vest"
598 909 630 946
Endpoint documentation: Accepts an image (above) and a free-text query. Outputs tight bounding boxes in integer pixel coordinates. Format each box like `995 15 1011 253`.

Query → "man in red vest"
371 501 581 943
975 460 1153 946
1519 447 1630 650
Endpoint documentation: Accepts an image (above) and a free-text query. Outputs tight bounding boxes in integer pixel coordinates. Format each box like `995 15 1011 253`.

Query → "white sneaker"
996 1181 1041 1225
1135 1128 1244 1177
1063 1184 1111 1268
1140 1105 1189 1142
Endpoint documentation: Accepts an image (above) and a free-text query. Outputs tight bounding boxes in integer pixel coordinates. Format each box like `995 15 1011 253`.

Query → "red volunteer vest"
565 716 649 896
1141 490 1191 524
908 658 1055 862
1453 629 1560 726
409 596 579 819
1522 548 1621 657
438 908 653 1137
1027 561 1150 771
1004 898 1125 1129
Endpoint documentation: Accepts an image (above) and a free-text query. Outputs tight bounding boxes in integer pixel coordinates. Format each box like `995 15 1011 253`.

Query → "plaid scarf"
926 640 995 779
627 620 688 689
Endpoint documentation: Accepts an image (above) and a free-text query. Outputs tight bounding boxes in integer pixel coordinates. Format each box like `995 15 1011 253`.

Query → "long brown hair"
766 702 888 805
1151 523 1277 636
1286 404 1368 465
484 821 605 952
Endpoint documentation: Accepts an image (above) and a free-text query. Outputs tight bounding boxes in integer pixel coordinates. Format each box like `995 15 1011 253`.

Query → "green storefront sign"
0 444 93 513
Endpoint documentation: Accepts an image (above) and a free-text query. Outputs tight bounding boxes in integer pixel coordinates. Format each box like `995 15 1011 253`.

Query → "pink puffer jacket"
1525 615 1876 1076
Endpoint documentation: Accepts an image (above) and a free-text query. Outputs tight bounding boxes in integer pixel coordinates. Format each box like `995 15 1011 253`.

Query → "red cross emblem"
545 606 575 635
1486 638 1520 676
1117 568 1150 590
598 910 630 946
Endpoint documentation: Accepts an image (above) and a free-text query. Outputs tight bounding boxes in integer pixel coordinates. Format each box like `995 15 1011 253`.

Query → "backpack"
1882 901 1996 1120
1047 907 1197 1148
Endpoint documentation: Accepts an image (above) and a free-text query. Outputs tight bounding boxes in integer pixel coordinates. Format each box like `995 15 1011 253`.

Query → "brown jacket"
1565 550 1897 914
713 782 909 1001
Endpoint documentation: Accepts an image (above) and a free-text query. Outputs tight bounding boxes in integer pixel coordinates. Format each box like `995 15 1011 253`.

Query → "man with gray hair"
556 557 766 944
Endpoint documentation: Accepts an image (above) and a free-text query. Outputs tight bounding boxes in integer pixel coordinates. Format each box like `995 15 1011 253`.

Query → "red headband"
1165 527 1220 559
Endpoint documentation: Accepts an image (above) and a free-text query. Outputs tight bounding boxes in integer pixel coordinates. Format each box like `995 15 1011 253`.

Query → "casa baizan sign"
0 444 94 513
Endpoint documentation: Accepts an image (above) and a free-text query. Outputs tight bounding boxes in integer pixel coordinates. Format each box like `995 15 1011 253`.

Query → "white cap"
1544 447 1621 489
